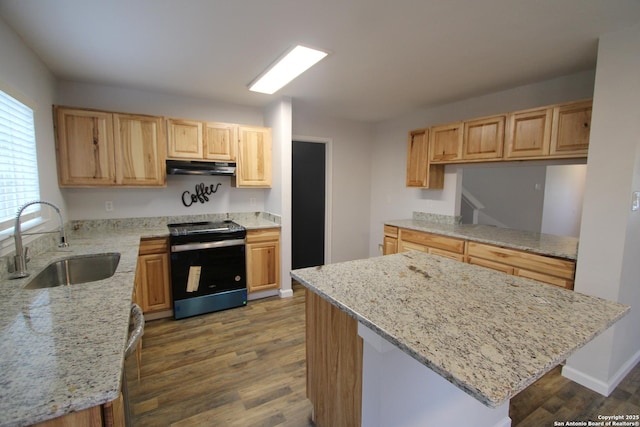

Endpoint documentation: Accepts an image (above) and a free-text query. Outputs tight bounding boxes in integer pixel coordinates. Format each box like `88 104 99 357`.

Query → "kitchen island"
292 251 629 427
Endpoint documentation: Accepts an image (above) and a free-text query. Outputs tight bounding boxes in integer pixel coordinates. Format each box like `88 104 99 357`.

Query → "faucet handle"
24 247 30 265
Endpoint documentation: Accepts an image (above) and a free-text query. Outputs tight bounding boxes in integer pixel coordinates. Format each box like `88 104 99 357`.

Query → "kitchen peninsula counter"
0 212 279 427
292 251 628 426
0 228 150 427
385 219 578 260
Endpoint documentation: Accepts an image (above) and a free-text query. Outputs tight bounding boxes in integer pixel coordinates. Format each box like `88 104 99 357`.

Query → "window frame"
0 81 44 251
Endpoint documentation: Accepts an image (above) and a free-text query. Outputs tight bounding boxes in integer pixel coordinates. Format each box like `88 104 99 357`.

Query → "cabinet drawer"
399 229 465 254
430 248 465 262
246 228 280 243
467 242 575 280
468 256 514 275
398 239 428 253
139 237 168 255
384 225 398 238
516 269 574 290
383 236 398 255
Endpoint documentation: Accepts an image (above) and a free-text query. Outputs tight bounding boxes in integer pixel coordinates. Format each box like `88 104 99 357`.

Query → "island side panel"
306 289 363 427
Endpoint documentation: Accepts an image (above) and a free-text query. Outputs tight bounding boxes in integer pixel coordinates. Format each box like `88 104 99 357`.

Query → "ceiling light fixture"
249 45 329 95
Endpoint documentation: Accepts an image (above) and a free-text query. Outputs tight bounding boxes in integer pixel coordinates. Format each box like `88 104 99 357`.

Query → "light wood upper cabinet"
406 128 444 189
246 228 280 293
233 125 272 188
406 99 590 184
204 122 237 161
406 128 429 187
504 107 553 159
55 107 166 187
463 115 505 161
167 119 239 162
166 118 204 159
114 113 166 186
429 122 463 163
167 119 270 186
55 108 116 186
550 100 592 157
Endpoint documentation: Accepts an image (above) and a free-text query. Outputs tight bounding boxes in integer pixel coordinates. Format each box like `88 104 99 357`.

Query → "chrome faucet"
10 200 69 279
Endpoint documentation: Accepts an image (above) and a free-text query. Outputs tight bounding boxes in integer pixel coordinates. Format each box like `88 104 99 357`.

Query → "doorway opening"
292 139 331 269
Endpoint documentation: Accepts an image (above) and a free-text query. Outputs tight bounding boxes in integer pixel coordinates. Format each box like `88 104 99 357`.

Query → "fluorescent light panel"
249 45 328 94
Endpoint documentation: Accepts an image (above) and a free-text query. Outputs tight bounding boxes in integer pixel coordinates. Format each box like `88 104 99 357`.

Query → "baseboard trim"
248 289 279 301
279 288 294 298
562 349 640 396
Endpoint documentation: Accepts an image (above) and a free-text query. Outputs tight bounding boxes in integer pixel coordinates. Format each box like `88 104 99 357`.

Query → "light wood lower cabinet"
135 238 172 315
31 393 124 427
397 229 465 261
467 242 575 289
246 228 280 293
385 226 576 289
383 225 398 255
306 289 362 427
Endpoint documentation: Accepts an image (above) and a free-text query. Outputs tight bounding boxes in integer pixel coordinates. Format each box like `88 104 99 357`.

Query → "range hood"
166 160 236 176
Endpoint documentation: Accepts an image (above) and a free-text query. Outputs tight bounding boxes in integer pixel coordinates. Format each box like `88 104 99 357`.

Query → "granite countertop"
291 251 629 408
386 219 579 260
0 228 150 427
0 212 280 427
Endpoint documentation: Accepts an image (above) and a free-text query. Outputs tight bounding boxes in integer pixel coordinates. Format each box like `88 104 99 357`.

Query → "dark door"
292 141 326 269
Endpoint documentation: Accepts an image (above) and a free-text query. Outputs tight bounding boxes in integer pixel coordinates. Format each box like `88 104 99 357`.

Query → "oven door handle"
171 238 246 253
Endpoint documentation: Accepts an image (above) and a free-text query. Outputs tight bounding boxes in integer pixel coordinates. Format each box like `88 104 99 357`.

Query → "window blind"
0 89 40 230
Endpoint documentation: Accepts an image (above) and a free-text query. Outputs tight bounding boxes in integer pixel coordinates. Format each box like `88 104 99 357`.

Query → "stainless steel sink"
24 253 121 289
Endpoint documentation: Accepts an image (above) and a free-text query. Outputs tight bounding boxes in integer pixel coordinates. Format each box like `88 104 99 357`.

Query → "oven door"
170 239 246 318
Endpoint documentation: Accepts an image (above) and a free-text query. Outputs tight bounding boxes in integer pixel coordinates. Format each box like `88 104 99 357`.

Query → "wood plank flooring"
125 283 640 426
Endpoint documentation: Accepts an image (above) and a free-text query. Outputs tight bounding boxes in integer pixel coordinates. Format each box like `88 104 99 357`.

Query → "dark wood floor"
125 283 640 426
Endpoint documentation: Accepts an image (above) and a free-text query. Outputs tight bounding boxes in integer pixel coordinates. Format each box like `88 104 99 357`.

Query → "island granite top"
291 251 628 408
385 219 578 260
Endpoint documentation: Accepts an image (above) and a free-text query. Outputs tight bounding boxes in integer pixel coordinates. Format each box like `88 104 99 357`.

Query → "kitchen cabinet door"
113 113 166 186
467 241 575 290
429 122 463 163
55 107 116 186
550 100 592 157
504 107 552 159
234 125 272 187
167 118 204 159
383 225 399 255
246 229 280 293
406 128 429 187
406 128 444 189
136 238 172 314
204 121 237 161
463 115 505 161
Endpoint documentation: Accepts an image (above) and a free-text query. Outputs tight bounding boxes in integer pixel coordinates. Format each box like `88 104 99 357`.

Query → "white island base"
359 322 511 427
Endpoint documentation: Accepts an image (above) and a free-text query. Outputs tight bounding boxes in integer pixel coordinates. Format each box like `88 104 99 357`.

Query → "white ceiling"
1 0 639 123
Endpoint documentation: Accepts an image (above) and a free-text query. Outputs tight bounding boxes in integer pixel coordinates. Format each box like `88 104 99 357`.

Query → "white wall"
0 17 64 254
541 164 587 237
55 81 270 220
292 103 373 263
264 98 293 295
564 21 640 395
461 163 547 233
368 70 597 256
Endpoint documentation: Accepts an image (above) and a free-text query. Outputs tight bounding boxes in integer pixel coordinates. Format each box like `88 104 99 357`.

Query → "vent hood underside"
166 160 236 176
